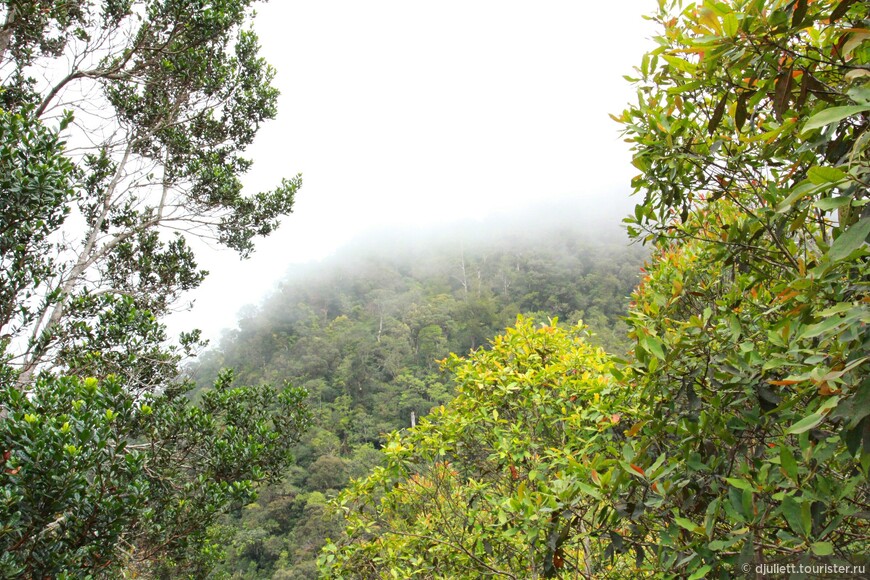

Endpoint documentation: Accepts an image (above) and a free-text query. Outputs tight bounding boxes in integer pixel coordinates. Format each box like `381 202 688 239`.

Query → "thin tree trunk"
0 6 17 65
458 247 468 299
16 142 134 386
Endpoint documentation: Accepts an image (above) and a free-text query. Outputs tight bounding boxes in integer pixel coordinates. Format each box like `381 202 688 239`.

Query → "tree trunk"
0 6 17 65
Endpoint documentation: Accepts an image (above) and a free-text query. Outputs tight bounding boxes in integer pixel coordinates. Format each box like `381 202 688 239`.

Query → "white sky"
169 0 658 342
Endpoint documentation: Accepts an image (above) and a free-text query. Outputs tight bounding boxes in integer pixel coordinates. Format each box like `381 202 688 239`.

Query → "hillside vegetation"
2 0 868 578
191 215 646 578
320 0 870 578
0 2 307 576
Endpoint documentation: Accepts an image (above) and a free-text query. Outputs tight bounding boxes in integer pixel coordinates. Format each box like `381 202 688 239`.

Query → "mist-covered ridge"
189 198 646 578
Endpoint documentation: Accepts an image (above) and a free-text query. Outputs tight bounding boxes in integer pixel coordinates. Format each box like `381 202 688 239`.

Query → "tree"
613 0 869 575
0 107 75 354
0 370 310 577
320 1 870 578
319 319 637 579
0 0 308 575
0 0 300 386
190 217 644 578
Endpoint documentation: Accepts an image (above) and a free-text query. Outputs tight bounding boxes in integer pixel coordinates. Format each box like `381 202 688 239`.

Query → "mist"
165 0 657 346
168 192 643 343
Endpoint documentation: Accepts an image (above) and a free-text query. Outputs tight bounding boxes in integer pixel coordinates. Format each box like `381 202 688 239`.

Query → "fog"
198 195 648 365
167 1 657 343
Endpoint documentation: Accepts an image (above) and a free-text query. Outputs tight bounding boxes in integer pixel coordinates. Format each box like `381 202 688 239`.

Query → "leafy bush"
0 371 309 578
320 318 639 578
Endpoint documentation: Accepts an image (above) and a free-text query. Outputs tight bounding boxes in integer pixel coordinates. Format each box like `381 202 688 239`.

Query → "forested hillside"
3 1 867 578
321 1 870 578
190 214 646 578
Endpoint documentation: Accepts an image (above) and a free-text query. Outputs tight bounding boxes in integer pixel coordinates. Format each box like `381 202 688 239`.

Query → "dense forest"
0 1 309 577
315 1 870 578
1 0 868 579
190 215 646 578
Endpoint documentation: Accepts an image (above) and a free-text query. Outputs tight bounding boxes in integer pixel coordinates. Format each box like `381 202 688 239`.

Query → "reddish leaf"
797 69 809 110
818 383 840 396
805 73 837 103
591 469 601 484
773 67 794 121
626 420 647 437
830 0 857 23
708 94 728 135
735 92 748 131
792 0 808 27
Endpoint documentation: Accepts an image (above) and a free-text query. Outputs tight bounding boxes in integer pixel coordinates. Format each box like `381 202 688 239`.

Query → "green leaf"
723 12 739 36
575 482 603 500
832 382 870 424
644 336 666 360
801 501 813 538
828 217 870 261
688 564 712 580
667 80 704 94
787 412 824 435
725 477 753 491
814 196 851 211
780 446 799 481
781 495 805 536
775 180 820 213
799 315 846 339
807 166 847 184
708 538 735 551
802 105 870 134
675 516 702 533
811 542 834 556
662 54 696 74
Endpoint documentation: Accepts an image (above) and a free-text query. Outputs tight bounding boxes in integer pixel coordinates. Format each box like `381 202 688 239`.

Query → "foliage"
0 0 300 386
0 374 146 578
612 0 870 576
319 318 642 579
197 223 644 577
0 107 75 348
614 207 868 577
0 0 307 575
195 224 643 448
320 0 870 578
0 371 310 578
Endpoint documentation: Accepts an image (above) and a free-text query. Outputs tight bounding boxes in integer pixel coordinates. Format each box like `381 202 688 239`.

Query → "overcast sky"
169 1 658 342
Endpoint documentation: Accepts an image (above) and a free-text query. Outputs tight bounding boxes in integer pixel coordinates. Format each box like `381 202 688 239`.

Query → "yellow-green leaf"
828 217 870 261
802 105 870 134
786 412 823 434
